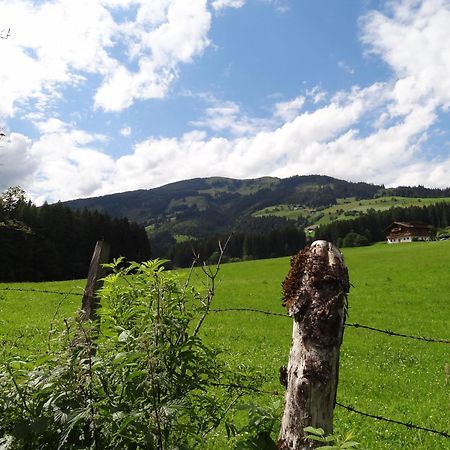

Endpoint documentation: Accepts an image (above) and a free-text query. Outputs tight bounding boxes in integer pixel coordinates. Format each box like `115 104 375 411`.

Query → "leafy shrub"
0 259 261 449
226 402 279 449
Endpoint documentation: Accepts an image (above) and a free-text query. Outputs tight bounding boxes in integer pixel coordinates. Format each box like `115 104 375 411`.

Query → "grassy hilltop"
1 241 449 449
253 195 450 227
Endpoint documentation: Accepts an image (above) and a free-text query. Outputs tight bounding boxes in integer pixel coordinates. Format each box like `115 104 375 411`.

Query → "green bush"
0 259 261 449
342 232 369 248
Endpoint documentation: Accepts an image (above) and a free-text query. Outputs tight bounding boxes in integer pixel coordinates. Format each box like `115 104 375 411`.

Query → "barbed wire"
210 381 450 439
210 381 281 396
335 401 450 439
210 308 450 344
1 288 449 439
345 322 450 344
2 289 447 343
0 292 448 343
211 307 287 318
0 287 81 297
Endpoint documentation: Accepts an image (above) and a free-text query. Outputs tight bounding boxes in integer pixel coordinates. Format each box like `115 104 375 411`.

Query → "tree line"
168 225 306 268
0 187 150 282
315 201 450 247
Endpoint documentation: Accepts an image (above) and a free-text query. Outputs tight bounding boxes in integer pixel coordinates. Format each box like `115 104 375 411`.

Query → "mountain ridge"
62 174 450 251
63 174 379 223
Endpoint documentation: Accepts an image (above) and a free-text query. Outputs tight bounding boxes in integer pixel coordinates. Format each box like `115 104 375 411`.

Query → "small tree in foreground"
0 258 261 449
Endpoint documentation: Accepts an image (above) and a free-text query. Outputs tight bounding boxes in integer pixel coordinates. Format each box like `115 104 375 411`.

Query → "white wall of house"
387 235 431 244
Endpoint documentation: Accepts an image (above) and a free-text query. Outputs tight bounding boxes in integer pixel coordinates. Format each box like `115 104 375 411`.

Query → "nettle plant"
0 258 262 449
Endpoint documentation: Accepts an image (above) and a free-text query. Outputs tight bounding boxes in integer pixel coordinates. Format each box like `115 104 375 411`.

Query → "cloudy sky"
1 0 450 204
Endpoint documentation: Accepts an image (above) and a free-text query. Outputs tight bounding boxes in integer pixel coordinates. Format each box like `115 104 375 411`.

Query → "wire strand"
335 401 450 439
0 287 81 297
210 381 450 439
209 308 450 344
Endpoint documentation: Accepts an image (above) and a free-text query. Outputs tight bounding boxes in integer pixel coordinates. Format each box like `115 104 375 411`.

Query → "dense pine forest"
169 223 306 268
0 187 150 282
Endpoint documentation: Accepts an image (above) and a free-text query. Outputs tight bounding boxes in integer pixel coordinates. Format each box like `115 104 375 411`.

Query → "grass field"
1 241 449 449
253 196 450 227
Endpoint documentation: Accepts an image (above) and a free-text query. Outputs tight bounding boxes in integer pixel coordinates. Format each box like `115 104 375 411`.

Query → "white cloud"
211 0 246 11
274 96 305 121
261 0 290 14
306 86 327 104
103 82 440 194
211 0 289 13
0 133 38 189
0 0 116 117
35 118 71 135
3 79 450 204
191 100 273 136
361 0 450 116
120 126 132 137
95 0 211 111
0 0 211 116
0 121 114 203
107 83 449 193
4 0 450 204
337 61 355 75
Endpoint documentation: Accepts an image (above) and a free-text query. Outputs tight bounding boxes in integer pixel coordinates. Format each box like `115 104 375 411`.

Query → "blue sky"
1 0 450 203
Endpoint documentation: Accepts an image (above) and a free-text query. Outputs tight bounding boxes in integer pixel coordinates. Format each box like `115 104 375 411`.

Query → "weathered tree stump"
278 240 349 450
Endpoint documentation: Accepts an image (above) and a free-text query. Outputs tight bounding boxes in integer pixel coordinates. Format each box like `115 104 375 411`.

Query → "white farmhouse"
385 222 433 244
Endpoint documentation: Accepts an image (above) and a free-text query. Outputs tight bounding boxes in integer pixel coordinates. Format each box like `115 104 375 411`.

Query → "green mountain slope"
64 175 381 237
64 175 450 241
253 195 450 227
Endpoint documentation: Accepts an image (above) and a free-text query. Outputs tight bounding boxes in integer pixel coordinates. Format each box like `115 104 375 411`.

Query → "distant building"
385 222 433 244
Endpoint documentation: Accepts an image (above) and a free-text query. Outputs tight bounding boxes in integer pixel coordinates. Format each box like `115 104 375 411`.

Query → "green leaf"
113 352 128 364
9 360 26 370
118 330 130 342
304 426 325 436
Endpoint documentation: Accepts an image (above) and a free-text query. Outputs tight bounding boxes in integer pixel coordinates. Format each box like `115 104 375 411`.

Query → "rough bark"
278 240 349 450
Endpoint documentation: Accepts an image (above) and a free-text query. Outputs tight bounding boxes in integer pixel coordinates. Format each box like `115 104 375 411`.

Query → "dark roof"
384 222 432 233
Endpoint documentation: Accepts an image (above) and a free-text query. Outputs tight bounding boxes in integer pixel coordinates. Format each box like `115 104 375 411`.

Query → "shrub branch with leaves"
0 258 262 449
304 427 360 449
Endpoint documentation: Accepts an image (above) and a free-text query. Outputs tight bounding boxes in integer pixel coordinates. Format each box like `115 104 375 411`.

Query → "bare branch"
0 28 11 39
192 236 231 337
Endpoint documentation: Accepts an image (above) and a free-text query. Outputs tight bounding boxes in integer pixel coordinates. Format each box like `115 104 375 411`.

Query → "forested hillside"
315 202 450 246
3 176 450 277
0 188 150 282
63 175 450 265
169 223 306 268
64 175 382 235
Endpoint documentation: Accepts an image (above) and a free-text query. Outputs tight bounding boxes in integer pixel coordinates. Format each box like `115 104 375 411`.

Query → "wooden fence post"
79 240 110 322
278 240 349 450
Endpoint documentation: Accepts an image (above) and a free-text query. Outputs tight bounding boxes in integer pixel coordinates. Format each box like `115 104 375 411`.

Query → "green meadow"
253 196 450 226
1 241 449 449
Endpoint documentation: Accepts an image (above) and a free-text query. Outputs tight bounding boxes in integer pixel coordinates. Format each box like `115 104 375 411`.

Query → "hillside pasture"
0 241 449 449
253 196 450 227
